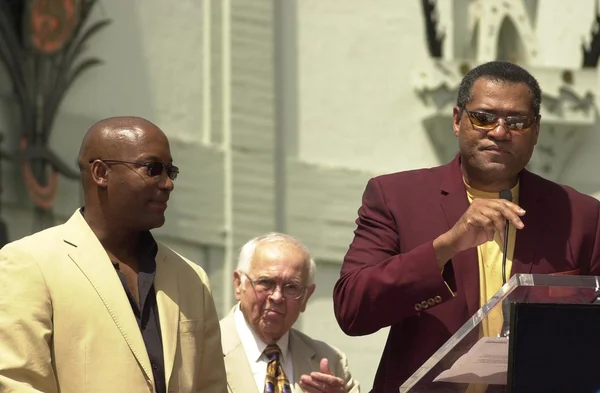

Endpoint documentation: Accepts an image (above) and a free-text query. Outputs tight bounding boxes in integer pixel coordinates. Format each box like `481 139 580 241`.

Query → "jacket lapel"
439 156 480 318
511 170 544 275
289 330 319 393
155 246 180 389
220 311 258 393
62 210 154 383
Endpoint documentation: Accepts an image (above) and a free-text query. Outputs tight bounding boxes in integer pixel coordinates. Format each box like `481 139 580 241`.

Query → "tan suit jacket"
220 308 359 393
0 210 227 393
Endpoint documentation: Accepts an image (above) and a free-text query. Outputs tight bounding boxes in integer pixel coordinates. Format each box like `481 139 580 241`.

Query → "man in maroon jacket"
333 61 600 393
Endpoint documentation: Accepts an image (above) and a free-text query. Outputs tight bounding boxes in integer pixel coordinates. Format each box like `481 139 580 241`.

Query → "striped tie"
264 344 292 393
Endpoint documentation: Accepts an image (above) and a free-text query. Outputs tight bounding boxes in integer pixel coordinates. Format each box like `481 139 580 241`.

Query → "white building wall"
296 0 439 175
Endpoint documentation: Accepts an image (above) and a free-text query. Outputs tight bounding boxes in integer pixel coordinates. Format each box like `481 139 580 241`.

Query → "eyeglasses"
241 272 306 300
90 159 179 180
463 108 538 131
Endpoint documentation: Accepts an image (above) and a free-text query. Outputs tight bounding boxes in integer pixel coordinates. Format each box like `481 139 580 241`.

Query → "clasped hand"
299 358 346 393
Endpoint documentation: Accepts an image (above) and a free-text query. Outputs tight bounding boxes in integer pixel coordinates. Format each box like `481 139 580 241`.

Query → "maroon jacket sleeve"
333 177 454 336
588 203 600 275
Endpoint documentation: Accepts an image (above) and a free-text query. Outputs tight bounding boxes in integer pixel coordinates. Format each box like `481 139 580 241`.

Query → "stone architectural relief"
466 0 537 63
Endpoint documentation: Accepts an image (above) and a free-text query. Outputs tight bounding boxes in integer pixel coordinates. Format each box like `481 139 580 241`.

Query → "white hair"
236 232 316 286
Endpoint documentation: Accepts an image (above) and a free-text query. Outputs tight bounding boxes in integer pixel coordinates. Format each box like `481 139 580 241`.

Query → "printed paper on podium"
433 337 508 385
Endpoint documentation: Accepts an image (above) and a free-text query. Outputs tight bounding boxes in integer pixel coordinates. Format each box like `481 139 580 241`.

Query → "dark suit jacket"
333 155 600 393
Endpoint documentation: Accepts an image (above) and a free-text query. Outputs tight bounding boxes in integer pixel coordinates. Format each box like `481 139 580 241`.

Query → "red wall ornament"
28 0 80 54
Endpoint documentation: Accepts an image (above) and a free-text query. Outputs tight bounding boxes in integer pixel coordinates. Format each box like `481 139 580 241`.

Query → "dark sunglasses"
463 108 538 131
90 159 179 180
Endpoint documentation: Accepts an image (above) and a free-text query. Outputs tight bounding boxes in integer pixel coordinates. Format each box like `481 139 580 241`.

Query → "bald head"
78 116 175 233
77 116 166 173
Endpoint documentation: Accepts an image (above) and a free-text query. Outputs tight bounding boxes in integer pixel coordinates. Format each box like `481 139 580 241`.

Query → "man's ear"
452 105 462 137
233 270 243 301
532 115 541 146
300 284 316 313
90 160 109 188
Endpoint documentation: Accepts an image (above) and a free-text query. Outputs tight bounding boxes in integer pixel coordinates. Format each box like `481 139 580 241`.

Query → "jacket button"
420 301 429 309
414 303 422 311
434 295 442 303
427 298 435 306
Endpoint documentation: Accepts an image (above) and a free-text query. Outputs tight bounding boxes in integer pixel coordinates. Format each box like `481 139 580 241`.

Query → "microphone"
499 189 512 285
499 188 512 337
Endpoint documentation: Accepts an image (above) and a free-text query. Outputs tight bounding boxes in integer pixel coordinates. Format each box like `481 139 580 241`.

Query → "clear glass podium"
399 274 600 393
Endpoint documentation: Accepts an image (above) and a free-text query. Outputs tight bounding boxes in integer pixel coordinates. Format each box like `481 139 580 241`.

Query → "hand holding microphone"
433 191 526 268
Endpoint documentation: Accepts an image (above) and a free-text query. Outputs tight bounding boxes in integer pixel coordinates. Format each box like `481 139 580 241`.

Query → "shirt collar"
463 179 520 202
233 303 290 364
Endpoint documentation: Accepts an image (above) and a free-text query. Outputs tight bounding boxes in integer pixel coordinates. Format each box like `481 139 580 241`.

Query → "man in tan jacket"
0 117 227 393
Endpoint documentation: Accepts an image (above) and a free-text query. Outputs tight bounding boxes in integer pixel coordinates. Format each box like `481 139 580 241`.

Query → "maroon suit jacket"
333 155 600 393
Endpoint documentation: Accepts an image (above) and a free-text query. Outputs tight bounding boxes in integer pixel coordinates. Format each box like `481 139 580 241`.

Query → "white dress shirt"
234 304 295 393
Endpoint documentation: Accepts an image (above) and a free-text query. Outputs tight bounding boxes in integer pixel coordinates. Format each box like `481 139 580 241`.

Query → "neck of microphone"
499 189 512 285
499 188 512 337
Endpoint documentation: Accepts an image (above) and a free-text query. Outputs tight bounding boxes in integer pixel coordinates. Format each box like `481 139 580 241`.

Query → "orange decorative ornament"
27 0 80 54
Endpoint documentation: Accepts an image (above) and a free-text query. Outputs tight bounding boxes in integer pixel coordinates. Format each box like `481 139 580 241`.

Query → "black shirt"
112 232 166 393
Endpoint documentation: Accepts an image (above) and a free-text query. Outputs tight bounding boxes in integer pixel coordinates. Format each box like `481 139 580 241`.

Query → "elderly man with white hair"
220 233 360 393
